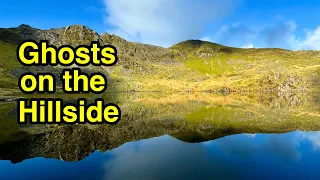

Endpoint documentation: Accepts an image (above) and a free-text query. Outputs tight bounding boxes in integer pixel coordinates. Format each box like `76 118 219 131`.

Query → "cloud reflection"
102 132 320 180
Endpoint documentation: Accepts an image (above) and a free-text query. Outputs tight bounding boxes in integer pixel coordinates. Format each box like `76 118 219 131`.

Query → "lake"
0 92 319 180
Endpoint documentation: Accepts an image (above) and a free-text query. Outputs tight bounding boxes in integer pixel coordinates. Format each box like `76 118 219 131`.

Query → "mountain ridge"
0 24 300 50
0 24 319 93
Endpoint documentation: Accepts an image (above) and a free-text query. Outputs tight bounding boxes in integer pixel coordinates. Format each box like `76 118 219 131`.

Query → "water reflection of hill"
0 93 319 163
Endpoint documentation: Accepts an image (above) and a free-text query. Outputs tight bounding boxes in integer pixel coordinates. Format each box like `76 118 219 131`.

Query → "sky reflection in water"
1 131 320 180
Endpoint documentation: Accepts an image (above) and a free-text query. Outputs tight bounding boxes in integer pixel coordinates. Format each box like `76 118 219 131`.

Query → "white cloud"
200 36 213 42
203 21 297 49
244 133 256 137
103 1 320 50
241 43 254 48
293 27 320 50
103 0 239 47
299 132 320 151
203 20 320 50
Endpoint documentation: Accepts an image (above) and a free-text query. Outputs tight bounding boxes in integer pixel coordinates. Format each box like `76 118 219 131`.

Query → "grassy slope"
0 28 319 93
169 40 320 92
100 39 319 92
0 41 20 89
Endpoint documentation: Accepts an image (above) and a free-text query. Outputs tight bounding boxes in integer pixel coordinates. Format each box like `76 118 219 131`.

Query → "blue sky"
0 0 320 49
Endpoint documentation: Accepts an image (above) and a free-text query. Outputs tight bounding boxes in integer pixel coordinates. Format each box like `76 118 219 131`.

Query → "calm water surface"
0 93 319 179
1 132 320 180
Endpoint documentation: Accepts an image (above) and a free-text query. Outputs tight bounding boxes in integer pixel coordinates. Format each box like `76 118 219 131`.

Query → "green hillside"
171 40 320 92
0 25 319 93
0 40 25 90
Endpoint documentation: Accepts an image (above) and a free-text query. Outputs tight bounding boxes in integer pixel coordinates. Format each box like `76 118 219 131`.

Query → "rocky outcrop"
0 24 99 46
